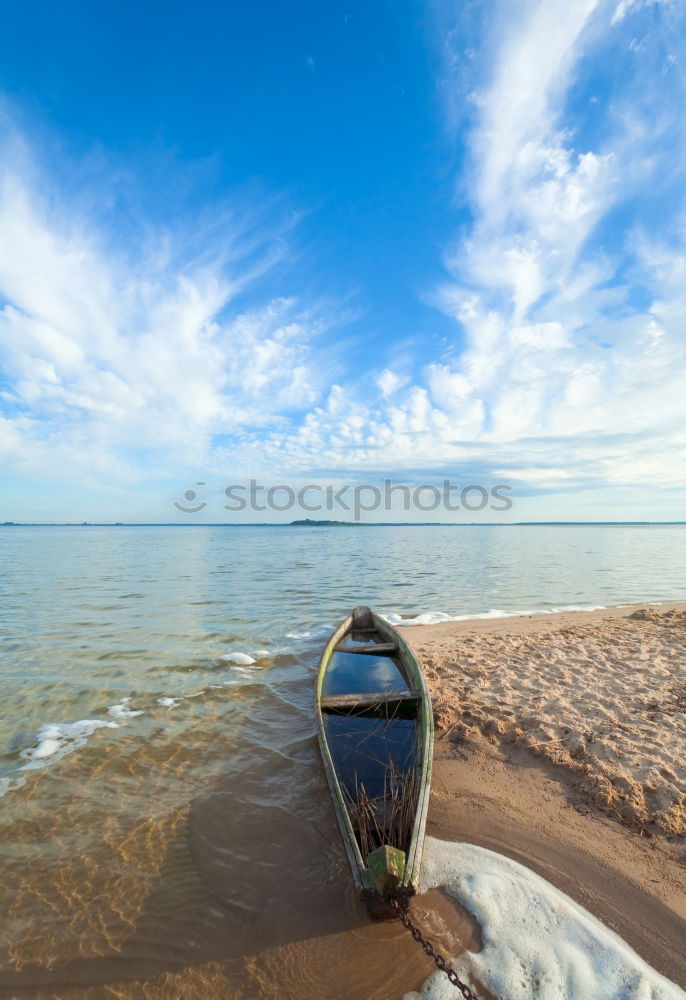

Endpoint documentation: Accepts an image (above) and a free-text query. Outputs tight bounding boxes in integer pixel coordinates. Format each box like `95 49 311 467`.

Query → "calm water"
1 524 685 999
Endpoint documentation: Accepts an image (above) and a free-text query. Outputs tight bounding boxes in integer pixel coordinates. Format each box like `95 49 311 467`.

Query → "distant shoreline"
2 521 686 528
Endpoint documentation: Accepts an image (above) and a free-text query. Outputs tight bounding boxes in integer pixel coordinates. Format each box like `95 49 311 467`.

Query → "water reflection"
322 652 410 696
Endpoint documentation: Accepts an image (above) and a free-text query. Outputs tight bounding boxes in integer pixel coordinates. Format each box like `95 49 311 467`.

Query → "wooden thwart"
320 690 419 712
335 643 398 656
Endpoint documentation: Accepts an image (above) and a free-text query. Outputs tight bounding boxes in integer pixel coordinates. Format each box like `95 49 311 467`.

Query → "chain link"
390 898 482 1000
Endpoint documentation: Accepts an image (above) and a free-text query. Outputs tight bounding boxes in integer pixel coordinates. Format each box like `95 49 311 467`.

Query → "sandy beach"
399 602 686 990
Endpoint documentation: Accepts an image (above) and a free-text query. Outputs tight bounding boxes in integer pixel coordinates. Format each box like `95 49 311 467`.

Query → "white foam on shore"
404 838 685 1000
285 606 611 640
285 625 332 640
384 605 606 627
18 719 119 773
157 697 179 709
107 697 144 719
225 665 254 677
1 690 197 798
0 775 26 797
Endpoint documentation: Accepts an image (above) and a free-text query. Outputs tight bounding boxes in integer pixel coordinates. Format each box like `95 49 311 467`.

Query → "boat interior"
320 618 421 858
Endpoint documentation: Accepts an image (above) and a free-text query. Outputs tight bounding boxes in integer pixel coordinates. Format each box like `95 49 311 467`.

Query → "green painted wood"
394 623 434 889
314 612 373 892
366 844 406 895
320 690 419 711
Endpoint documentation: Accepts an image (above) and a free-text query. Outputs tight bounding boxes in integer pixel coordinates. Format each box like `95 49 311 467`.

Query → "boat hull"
314 606 433 917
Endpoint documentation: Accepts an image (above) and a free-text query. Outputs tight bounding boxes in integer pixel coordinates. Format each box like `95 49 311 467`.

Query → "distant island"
288 518 362 527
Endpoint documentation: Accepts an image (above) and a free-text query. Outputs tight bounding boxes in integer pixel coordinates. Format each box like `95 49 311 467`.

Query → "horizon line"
2 521 686 528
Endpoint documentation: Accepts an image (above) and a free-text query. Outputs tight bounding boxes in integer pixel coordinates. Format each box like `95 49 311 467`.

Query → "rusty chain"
390 898 482 1000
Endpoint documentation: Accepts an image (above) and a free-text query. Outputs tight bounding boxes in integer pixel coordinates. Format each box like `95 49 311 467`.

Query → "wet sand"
400 602 686 989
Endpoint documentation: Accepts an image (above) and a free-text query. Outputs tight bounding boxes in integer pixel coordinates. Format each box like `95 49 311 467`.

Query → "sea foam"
19 719 119 771
285 625 332 640
107 697 144 719
404 838 685 1000
219 651 256 665
383 605 606 627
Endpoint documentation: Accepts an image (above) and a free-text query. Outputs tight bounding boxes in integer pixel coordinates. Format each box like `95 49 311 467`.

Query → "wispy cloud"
246 0 686 512
0 123 331 489
611 0 673 27
2 1 685 519
427 0 686 485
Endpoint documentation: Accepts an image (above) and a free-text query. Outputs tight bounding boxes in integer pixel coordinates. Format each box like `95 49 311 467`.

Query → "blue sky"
0 0 685 522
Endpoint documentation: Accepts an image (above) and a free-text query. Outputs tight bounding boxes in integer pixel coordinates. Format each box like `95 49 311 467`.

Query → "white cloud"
234 0 686 508
376 368 409 397
2 2 686 519
470 0 603 226
0 133 329 485
611 0 673 27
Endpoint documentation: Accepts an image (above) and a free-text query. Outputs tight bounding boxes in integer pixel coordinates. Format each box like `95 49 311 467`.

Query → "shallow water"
1 524 685 998
324 713 418 802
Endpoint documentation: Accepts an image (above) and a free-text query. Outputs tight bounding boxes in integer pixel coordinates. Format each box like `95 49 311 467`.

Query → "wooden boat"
314 606 433 916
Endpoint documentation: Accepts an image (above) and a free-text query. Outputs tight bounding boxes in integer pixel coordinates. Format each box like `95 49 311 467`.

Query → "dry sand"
399 602 686 989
